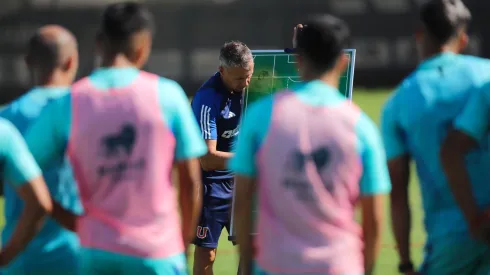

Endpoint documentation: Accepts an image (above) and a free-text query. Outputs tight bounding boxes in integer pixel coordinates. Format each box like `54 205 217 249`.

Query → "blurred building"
0 0 486 104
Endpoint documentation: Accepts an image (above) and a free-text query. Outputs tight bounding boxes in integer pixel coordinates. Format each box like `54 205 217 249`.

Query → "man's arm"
191 92 233 171
176 158 203 248
0 121 53 266
201 140 233 171
441 131 479 228
358 113 392 275
440 89 490 234
387 155 412 268
380 98 414 274
228 103 262 275
234 175 255 275
360 194 386 275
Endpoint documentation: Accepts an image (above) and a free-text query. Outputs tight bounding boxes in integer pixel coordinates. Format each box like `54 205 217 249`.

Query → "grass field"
0 89 426 274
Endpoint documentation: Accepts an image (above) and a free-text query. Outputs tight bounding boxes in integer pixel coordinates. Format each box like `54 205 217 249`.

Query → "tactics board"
229 49 356 241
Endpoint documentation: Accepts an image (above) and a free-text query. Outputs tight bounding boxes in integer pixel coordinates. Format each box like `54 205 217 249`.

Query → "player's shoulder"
194 73 222 96
459 55 490 80
459 54 490 66
192 85 222 107
246 93 275 118
0 117 15 131
356 111 382 144
384 76 416 111
153 76 191 111
0 118 20 148
156 75 185 93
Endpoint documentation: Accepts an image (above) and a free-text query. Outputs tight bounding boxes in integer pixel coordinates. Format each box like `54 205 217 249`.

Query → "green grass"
0 89 426 274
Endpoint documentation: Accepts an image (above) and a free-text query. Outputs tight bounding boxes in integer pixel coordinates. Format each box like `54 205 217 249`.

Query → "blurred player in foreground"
0 118 53 271
440 11 490 251
381 0 490 274
0 25 82 275
24 2 206 274
191 41 253 275
230 17 391 275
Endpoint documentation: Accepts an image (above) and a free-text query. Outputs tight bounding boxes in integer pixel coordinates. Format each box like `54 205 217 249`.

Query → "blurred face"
219 62 254 93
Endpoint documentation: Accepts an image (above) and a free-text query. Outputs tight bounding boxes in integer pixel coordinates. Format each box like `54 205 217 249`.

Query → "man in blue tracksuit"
191 41 254 275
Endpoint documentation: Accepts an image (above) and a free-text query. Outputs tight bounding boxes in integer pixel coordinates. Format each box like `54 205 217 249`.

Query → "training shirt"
381 52 490 241
25 68 206 175
24 68 207 257
0 118 41 187
454 81 490 144
229 81 391 274
0 87 82 273
191 72 243 198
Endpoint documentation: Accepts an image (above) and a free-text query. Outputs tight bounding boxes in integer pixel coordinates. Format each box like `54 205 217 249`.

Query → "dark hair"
99 1 154 51
219 41 253 69
420 0 471 45
26 32 60 71
296 14 350 73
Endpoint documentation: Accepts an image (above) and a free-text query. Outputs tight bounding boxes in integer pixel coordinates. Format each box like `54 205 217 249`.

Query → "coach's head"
219 41 254 93
293 15 350 85
96 1 154 69
417 0 471 59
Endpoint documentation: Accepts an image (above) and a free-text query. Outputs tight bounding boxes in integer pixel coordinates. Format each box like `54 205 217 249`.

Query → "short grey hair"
219 41 253 69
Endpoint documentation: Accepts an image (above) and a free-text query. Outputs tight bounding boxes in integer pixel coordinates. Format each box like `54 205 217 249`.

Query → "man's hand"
292 24 304 48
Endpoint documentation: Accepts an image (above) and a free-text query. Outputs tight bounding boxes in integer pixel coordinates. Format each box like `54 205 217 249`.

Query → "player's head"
96 1 154 68
219 41 254 93
294 15 350 82
417 0 471 57
25 25 78 86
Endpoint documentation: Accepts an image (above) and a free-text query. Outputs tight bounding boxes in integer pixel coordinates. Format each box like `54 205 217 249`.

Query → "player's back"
68 68 185 258
251 81 388 275
0 87 81 273
383 53 490 239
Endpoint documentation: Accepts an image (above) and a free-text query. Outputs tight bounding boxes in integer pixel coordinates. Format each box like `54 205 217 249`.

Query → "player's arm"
358 113 392 275
0 107 14 197
380 98 414 274
0 121 53 266
228 105 261 275
191 93 233 171
24 96 79 231
441 88 490 232
163 80 207 248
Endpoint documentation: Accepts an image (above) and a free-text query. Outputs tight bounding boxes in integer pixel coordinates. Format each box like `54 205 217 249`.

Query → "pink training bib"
256 92 364 274
68 71 184 258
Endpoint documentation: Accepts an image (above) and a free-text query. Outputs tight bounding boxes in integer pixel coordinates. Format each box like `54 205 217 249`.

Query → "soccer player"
0 118 53 271
23 2 206 274
191 41 253 275
381 0 490 274
0 25 82 274
230 17 391 275
441 25 490 247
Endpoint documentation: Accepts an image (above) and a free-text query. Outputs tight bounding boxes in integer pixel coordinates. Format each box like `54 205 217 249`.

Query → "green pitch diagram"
243 49 356 112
